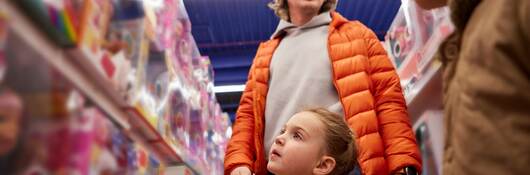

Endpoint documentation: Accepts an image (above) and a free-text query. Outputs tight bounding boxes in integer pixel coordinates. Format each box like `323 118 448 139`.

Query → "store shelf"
416 17 453 73
405 62 443 123
401 24 448 123
1 1 201 174
399 14 452 124
0 0 132 129
67 49 128 107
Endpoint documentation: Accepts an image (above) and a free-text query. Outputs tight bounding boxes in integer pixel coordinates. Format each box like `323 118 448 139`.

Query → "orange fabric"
224 12 421 175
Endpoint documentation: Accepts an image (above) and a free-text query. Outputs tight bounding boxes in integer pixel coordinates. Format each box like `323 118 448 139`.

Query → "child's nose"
274 136 285 145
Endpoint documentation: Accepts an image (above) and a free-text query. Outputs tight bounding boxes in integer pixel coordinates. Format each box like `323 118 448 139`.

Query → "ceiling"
183 0 402 118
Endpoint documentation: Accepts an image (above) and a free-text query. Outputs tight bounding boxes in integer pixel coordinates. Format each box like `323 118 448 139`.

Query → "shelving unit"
385 2 452 124
404 62 442 123
403 17 452 122
0 0 205 174
384 2 453 175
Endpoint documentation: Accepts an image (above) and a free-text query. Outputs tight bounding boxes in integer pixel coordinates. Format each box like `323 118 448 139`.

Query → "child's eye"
293 132 302 140
279 128 286 134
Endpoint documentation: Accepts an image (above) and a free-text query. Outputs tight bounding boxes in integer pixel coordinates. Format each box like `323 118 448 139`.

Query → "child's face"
267 111 328 175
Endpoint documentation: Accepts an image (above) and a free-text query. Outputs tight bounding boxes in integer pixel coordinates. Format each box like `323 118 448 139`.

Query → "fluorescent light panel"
214 84 245 93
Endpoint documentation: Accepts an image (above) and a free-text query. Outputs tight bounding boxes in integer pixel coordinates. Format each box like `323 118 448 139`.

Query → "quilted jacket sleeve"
224 63 257 174
364 29 422 173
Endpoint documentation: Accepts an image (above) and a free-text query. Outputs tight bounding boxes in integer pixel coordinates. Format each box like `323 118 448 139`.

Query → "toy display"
384 7 415 68
188 89 206 159
7 91 125 174
166 73 191 151
14 0 114 47
153 0 180 50
174 33 194 78
109 0 227 172
4 0 230 174
109 0 146 65
77 0 113 53
385 3 450 175
206 105 231 175
0 91 163 175
157 50 229 173
385 0 454 98
14 0 76 46
107 0 151 105
385 0 453 73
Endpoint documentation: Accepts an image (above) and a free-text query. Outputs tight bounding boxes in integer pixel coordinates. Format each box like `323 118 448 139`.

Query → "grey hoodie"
264 11 344 157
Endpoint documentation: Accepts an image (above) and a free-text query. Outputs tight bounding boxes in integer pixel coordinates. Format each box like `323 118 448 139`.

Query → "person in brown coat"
415 0 530 174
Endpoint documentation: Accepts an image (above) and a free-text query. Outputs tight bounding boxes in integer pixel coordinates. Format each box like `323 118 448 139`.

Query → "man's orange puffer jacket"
224 11 421 175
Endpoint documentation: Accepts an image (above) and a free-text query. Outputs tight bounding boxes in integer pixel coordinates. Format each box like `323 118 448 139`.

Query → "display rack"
404 62 442 122
403 17 452 121
385 1 453 124
0 0 205 174
385 1 453 175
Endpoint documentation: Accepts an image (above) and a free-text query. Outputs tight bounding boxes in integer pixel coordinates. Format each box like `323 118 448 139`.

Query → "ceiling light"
213 84 245 93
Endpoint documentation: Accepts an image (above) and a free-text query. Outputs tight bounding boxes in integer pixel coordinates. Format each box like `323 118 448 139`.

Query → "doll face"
0 89 22 156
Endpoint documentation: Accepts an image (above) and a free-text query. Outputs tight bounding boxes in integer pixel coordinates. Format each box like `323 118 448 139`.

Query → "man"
225 0 421 174
416 0 530 174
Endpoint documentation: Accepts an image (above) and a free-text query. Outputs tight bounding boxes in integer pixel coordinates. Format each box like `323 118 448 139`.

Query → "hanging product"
109 0 146 65
166 73 192 151
385 0 453 98
14 0 76 46
153 0 179 50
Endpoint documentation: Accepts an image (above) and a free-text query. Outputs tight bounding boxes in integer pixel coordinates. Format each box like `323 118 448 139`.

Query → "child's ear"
313 156 336 175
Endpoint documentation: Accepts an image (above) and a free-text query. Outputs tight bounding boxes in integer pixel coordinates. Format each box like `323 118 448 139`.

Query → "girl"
267 108 357 175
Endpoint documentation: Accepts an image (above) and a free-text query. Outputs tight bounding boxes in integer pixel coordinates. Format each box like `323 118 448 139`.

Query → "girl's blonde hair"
268 0 338 21
304 108 357 175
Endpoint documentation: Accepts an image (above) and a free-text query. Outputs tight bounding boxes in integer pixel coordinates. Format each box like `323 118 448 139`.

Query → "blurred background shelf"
384 2 453 175
404 62 442 124
0 0 201 173
0 0 131 129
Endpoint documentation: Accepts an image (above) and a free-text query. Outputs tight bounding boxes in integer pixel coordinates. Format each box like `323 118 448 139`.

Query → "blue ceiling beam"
184 0 402 111
209 53 254 68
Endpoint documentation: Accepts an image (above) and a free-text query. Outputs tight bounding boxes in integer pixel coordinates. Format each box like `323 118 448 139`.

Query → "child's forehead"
290 111 320 121
286 112 325 132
